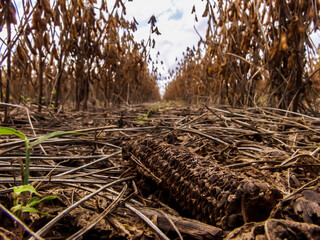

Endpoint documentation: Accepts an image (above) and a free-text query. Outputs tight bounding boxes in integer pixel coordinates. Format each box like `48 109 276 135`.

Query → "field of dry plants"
1 103 320 239
2 0 320 239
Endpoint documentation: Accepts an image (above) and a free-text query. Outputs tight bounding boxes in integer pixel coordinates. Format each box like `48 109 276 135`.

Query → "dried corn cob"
123 138 282 230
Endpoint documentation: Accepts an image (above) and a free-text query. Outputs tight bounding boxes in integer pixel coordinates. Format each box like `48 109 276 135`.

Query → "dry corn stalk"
271 189 320 226
123 138 282 230
226 219 320 240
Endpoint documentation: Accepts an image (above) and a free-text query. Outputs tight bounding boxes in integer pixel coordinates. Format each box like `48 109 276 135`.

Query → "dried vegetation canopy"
0 0 161 115
164 0 320 113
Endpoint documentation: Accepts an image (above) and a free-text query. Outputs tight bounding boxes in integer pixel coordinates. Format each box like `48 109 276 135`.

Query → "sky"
122 0 208 92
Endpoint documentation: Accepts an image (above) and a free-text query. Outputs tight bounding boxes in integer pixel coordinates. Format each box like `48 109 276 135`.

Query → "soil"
1 102 320 239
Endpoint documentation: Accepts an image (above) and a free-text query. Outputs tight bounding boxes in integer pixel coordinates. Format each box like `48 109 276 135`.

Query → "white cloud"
124 0 208 85
125 0 173 24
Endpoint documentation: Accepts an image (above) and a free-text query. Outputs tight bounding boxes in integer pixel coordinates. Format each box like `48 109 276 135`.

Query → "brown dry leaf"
41 0 54 16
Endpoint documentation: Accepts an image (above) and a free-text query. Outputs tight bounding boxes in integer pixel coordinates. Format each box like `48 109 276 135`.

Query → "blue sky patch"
169 9 183 20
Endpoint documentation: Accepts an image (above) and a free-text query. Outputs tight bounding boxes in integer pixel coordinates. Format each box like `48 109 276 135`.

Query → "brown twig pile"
1 103 320 239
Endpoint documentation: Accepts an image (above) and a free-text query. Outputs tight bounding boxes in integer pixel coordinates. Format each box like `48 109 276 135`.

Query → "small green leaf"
22 206 39 213
137 116 145 122
21 206 51 216
13 185 41 196
39 195 58 201
30 131 85 148
11 204 22 213
0 127 28 142
146 109 152 118
27 195 57 207
27 196 40 207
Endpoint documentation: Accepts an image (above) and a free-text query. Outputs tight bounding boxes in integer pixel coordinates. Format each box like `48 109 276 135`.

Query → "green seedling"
0 127 83 185
167 100 173 109
137 108 154 123
145 108 153 118
0 127 83 219
137 102 173 122
137 115 145 123
11 185 57 218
